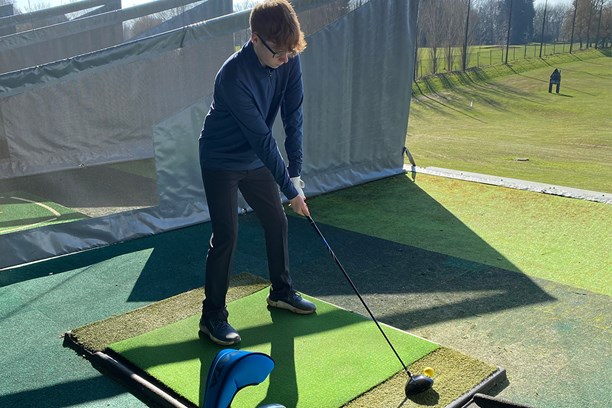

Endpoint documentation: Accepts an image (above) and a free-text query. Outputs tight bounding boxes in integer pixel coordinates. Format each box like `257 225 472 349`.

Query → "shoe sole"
267 298 316 315
198 324 241 346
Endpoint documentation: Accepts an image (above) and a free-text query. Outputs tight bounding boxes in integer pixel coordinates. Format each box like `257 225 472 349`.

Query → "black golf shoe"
267 291 316 314
199 318 241 346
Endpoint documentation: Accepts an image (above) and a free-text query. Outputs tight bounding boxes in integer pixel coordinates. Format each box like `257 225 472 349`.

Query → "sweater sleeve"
281 56 305 178
218 71 299 200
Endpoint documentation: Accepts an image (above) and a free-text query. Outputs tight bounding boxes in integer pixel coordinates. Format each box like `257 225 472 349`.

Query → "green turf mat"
307 173 612 296
108 288 439 408
67 273 500 408
0 191 88 235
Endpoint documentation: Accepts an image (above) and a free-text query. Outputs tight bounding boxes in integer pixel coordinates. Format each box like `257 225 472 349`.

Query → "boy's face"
252 33 292 69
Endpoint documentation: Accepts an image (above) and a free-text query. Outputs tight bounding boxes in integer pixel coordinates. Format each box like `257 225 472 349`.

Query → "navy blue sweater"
199 41 304 199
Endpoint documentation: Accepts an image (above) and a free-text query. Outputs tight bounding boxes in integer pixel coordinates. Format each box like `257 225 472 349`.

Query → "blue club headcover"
203 349 275 408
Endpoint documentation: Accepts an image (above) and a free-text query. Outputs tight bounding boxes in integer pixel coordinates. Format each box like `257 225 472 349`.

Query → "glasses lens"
257 33 297 59
278 50 297 59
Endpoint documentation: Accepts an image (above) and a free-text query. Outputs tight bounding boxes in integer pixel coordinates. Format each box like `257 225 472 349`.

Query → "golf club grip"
305 215 411 377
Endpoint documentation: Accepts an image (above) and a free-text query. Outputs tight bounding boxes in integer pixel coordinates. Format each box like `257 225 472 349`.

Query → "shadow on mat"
280 175 556 331
255 308 298 407
287 216 555 331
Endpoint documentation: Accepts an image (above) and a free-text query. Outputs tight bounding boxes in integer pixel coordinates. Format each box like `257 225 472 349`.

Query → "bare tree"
461 0 476 71
573 0 598 48
442 0 468 72
545 3 572 42
126 14 165 39
599 0 612 47
419 0 445 74
472 0 493 45
593 0 608 48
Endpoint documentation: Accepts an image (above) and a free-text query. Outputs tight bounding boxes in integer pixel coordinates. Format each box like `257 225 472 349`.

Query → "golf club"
305 215 434 396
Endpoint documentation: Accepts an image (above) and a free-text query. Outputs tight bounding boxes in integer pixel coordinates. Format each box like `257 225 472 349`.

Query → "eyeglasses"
256 33 296 59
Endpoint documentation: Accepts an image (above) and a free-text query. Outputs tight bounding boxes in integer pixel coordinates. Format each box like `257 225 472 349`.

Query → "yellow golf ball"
423 367 435 377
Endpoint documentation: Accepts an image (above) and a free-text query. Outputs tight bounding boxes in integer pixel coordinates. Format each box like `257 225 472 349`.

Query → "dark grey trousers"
201 166 292 321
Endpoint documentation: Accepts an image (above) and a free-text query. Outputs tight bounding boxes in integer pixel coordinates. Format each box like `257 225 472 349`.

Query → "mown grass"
407 49 612 193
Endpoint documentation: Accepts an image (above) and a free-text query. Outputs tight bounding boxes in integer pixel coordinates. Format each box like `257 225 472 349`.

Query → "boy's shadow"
257 308 298 408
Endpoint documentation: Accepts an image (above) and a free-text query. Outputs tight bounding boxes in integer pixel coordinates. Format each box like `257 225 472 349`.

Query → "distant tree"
127 14 164 39
594 0 612 48
551 3 572 41
574 0 596 47
7 0 69 31
461 0 479 71
534 2 572 42
603 1 612 47
419 0 445 74
442 0 467 71
473 0 498 45
498 0 535 44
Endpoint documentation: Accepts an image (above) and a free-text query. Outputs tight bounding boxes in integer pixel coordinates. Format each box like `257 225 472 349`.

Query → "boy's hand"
289 194 310 217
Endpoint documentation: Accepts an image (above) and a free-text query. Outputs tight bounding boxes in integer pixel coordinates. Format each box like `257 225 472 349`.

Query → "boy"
198 0 316 346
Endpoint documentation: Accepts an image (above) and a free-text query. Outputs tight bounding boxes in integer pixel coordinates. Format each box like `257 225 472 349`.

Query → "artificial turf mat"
0 191 88 235
306 173 612 296
66 274 499 408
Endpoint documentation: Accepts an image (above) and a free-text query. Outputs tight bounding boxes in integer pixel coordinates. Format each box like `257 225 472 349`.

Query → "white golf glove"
291 176 306 198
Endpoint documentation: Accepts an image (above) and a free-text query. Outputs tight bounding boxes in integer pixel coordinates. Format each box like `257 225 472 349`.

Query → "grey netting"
0 0 417 268
0 0 230 74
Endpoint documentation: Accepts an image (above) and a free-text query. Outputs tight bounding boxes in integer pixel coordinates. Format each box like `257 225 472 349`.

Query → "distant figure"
549 68 561 93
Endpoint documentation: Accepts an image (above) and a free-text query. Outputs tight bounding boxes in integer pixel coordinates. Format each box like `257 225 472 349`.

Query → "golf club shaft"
306 215 412 377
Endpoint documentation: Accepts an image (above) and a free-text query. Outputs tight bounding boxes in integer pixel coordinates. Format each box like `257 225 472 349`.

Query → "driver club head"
405 374 434 396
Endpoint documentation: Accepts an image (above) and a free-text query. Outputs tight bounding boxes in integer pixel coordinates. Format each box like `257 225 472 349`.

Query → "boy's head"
250 0 307 58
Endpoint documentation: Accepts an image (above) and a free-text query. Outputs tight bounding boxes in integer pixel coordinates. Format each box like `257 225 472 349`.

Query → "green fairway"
407 52 612 193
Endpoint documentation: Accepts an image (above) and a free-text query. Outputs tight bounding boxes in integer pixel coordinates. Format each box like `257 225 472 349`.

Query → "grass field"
407 50 612 193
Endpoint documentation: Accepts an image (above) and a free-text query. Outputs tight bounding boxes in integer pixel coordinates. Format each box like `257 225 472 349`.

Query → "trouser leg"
239 167 292 297
201 169 241 321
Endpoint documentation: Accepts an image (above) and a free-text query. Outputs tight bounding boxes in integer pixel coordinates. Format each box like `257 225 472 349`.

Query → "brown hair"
250 0 307 54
